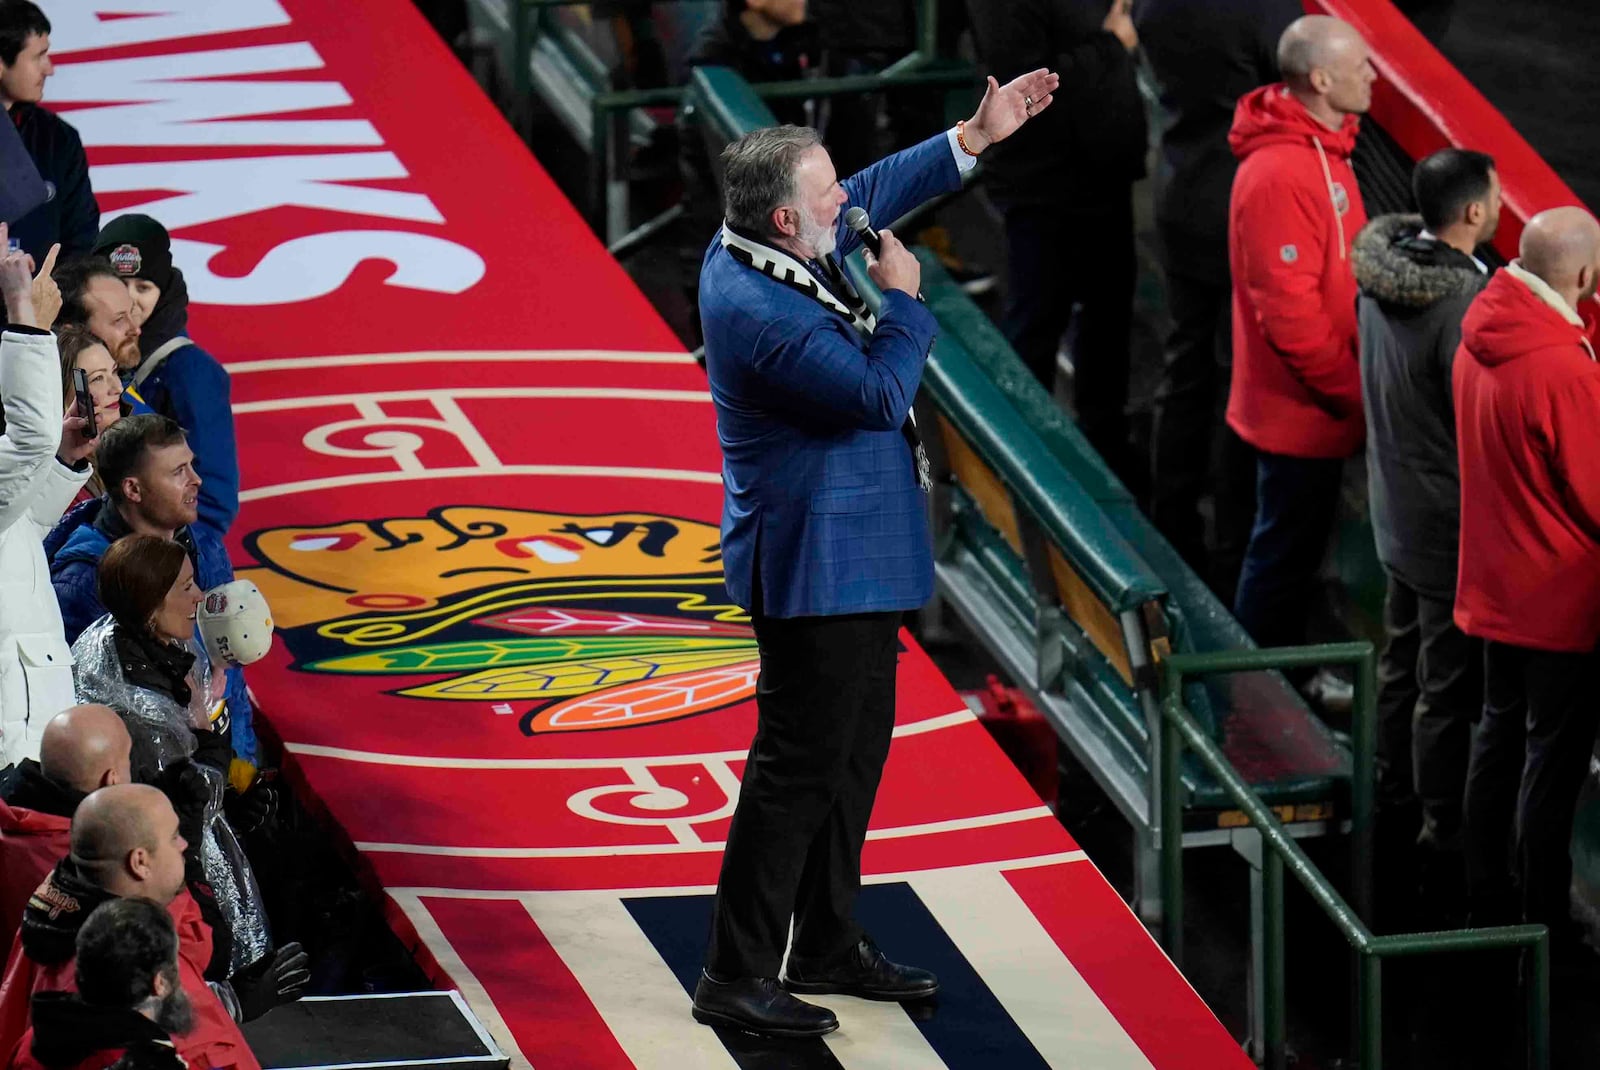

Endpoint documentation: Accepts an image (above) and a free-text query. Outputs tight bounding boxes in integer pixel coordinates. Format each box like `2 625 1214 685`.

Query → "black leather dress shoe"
783 937 940 1001
691 972 839 1037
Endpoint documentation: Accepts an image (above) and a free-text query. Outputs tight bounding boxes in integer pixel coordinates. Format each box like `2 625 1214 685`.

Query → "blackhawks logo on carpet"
237 507 754 734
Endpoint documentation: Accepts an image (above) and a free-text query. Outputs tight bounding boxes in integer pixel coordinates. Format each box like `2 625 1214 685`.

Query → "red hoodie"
0 803 68 969
1454 266 1600 652
0 890 257 1070
1226 85 1368 458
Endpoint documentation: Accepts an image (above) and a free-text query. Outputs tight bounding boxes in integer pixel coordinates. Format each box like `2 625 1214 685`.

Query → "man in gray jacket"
1353 147 1498 920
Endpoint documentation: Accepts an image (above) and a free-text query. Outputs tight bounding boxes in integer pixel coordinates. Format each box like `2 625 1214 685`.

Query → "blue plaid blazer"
701 133 960 617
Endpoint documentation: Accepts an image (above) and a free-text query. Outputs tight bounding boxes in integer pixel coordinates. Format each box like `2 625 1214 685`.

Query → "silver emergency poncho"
70 614 271 974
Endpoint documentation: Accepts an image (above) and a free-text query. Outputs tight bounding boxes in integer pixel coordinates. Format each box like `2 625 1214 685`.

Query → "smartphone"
72 367 97 440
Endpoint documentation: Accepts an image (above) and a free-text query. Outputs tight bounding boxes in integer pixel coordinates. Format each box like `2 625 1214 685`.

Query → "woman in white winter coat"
0 232 96 767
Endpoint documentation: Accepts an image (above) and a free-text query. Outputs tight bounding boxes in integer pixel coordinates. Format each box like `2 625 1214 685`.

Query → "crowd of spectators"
0 3 306 1065
3 0 1600 1062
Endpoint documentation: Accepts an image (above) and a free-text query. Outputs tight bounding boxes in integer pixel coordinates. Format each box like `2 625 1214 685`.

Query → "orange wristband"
955 121 980 158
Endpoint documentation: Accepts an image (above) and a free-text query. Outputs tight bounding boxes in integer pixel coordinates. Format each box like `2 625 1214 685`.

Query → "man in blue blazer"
694 68 1059 1037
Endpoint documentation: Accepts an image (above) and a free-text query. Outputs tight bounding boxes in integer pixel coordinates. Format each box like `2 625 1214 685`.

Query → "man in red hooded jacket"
0 785 265 1070
0 707 132 964
1226 16 1373 681
1455 206 1600 942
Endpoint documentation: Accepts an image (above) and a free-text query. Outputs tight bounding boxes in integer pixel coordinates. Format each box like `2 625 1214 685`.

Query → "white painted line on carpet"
224 350 697 373
388 892 533 1070
520 892 740 1070
909 867 1156 1070
284 708 974 769
355 807 1059 858
241 464 724 502
811 992 951 1070
234 386 713 413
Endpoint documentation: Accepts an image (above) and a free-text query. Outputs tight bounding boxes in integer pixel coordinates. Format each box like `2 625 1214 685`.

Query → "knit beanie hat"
91 214 175 292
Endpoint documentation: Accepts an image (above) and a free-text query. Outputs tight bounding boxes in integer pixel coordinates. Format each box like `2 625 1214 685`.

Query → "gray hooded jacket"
1353 213 1490 600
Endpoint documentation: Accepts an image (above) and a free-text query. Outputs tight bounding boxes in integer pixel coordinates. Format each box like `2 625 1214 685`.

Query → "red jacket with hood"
1453 265 1600 653
0 801 69 969
1226 84 1368 458
0 865 257 1070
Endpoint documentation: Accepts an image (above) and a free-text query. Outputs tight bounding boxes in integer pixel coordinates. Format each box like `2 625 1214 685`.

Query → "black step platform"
242 991 509 1070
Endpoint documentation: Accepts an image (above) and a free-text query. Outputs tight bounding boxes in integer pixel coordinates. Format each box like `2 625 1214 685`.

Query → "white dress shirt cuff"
947 127 979 175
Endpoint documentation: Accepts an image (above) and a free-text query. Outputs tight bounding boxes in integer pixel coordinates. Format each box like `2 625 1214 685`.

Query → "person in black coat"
0 3 98 267
1136 0 1298 600
1352 148 1497 923
966 0 1146 482
675 0 815 347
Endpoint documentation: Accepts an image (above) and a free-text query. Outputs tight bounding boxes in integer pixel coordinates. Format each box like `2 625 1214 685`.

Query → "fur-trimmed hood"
1354 214 1487 310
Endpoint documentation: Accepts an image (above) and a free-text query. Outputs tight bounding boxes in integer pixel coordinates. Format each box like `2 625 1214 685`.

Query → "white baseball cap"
197 580 275 667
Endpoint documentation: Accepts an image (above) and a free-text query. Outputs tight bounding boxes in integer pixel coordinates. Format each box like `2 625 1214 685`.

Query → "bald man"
1454 206 1600 943
0 784 263 1070
1226 16 1374 709
0 706 131 962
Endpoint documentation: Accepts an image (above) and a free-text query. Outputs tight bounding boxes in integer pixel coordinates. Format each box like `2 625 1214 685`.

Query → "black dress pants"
1463 641 1600 931
995 192 1136 476
1374 573 1482 846
1148 266 1256 600
705 610 902 979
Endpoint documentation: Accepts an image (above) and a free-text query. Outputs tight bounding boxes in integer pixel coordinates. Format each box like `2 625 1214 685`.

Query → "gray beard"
798 207 836 258
153 980 195 1037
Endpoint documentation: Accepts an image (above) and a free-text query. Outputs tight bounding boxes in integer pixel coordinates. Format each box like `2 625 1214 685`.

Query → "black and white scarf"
721 224 933 492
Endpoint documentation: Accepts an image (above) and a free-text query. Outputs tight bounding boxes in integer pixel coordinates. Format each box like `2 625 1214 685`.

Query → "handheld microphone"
845 206 923 303
844 207 881 256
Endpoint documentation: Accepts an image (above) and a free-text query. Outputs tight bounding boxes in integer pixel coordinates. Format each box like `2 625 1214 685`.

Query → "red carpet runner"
55 2 1250 1066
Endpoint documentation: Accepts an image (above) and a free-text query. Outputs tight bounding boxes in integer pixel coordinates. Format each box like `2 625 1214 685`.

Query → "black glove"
223 776 278 836
152 758 211 867
228 942 310 1021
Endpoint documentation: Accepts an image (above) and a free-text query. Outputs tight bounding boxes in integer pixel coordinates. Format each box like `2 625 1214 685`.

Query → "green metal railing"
476 0 975 237
1160 646 1550 1070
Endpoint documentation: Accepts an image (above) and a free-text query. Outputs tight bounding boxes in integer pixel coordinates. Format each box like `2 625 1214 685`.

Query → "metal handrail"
1160 647 1549 1070
485 0 971 236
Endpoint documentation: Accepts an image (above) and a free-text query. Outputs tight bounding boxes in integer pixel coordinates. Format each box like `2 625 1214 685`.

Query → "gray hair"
720 125 821 237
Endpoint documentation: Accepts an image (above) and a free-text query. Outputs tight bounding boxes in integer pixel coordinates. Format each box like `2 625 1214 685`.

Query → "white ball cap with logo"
197 580 275 667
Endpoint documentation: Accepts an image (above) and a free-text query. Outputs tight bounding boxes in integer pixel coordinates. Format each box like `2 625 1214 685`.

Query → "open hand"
963 69 1060 153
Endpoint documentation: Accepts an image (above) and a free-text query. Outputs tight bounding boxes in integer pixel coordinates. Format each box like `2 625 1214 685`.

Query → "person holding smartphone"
56 322 137 507
0 226 96 768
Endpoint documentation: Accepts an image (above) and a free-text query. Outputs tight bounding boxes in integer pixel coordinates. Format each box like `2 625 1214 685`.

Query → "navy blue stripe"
852 882 1050 1070
624 893 846 1070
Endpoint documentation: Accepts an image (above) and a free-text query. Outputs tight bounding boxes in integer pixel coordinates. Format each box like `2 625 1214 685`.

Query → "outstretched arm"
836 69 1059 257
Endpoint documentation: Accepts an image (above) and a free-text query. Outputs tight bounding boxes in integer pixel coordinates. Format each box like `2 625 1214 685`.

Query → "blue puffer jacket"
44 497 258 767
134 340 239 542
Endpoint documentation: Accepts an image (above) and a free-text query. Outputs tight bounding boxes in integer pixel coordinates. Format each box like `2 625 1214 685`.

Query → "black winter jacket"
7 104 98 267
1136 0 1299 278
966 0 1146 205
1353 214 1491 600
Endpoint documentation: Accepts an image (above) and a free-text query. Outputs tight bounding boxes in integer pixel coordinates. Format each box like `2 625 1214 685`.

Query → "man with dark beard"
49 259 141 373
9 898 194 1070
0 785 289 1070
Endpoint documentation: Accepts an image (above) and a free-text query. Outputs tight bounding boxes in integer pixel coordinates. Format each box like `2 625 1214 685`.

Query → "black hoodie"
0 761 87 821
20 858 117 969
25 992 183 1070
